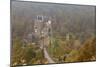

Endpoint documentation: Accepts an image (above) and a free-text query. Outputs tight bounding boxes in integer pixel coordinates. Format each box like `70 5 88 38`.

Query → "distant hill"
11 1 96 42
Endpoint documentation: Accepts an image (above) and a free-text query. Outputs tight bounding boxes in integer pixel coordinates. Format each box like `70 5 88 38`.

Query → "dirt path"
43 47 55 63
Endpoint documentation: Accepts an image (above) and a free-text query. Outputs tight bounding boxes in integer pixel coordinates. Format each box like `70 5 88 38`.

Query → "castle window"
37 16 43 21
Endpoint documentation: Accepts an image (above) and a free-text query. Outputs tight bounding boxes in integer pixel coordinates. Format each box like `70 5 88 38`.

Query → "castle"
34 15 52 49
22 15 52 49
